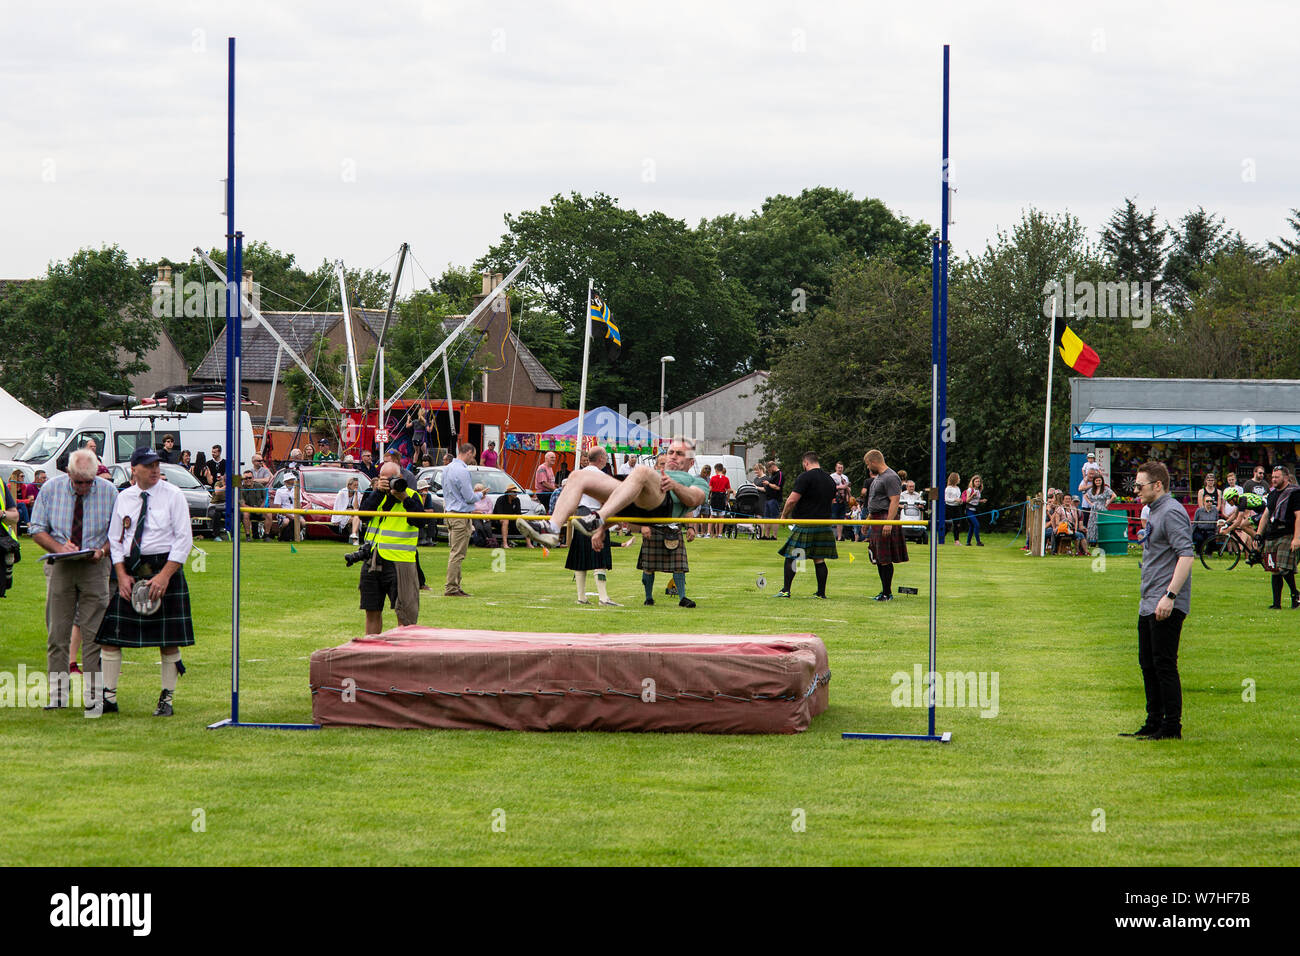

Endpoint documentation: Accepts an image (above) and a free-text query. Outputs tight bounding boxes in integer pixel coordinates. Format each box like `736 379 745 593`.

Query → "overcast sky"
3 0 1296 288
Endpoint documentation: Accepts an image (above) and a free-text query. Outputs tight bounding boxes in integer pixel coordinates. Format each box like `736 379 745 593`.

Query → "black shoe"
678 598 696 608
153 690 174 717
1118 725 1159 737
813 592 827 599
1143 728 1182 740
573 512 604 538
872 592 894 602
1268 603 1283 610
43 702 67 711
644 598 654 606
1292 594 1300 609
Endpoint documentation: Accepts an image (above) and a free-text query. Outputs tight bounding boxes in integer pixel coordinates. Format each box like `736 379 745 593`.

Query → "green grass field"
1 531 1296 866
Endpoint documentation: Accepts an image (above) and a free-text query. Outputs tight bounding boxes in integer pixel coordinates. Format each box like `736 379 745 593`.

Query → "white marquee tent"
0 386 44 455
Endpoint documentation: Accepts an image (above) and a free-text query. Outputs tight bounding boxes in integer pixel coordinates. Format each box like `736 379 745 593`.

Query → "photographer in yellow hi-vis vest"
355 461 435 634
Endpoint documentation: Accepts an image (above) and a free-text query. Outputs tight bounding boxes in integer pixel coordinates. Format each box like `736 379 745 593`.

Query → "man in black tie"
100 447 196 716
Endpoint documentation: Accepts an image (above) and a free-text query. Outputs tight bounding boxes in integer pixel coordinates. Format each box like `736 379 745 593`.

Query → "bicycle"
1196 532 1245 570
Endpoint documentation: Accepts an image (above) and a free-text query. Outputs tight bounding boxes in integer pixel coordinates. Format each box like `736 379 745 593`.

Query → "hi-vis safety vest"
365 493 419 562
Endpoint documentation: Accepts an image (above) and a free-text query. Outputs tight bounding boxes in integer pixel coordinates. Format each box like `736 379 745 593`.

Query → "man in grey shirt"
1123 460 1193 741
442 442 483 598
863 449 908 601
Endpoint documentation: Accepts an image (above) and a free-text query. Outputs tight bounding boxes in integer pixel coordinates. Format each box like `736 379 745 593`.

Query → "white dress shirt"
579 464 606 510
108 479 193 566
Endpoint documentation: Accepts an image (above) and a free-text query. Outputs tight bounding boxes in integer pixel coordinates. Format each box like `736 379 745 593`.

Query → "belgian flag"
1055 317 1100 377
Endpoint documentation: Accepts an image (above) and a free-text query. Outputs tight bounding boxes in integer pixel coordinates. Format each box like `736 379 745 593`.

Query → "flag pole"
1038 298 1056 557
575 279 594 467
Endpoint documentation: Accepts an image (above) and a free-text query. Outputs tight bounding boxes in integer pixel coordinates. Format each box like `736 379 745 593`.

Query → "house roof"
668 371 769 413
192 309 385 382
439 315 561 393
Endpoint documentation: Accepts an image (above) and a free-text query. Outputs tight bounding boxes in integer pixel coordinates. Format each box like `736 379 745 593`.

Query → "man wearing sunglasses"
1124 461 1193 741
29 449 118 710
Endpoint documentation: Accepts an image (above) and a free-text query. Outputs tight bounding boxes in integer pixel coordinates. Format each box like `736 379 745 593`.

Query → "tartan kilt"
98 554 196 648
636 528 689 573
1263 536 1298 574
778 526 838 560
866 511 909 565
566 509 613 571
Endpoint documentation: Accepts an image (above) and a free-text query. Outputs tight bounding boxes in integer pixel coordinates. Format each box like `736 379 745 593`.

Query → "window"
115 432 152 463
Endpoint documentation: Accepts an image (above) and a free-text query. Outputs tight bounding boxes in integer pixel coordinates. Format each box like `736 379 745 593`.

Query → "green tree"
947 209 1107 500
703 187 931 365
0 246 158 416
1162 207 1228 310
481 192 756 411
742 257 931 487
1268 208 1300 259
1100 198 1167 291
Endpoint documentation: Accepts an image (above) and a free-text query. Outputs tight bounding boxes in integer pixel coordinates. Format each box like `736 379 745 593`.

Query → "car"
108 462 217 537
415 465 546 541
267 465 373 539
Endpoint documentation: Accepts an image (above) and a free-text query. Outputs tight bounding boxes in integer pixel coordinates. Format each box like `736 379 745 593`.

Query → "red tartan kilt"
866 511 909 565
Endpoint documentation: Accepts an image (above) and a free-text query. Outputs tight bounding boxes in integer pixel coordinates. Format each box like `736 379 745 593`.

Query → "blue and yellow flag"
589 293 621 353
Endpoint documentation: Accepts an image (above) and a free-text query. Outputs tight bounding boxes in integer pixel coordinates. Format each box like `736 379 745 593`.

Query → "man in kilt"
565 448 621 605
776 451 838 598
1257 464 1300 609
863 449 908 602
520 438 707 607
100 446 196 716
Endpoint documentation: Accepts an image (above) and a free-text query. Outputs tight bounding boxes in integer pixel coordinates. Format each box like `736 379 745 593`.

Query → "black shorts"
618 495 674 521
358 559 399 611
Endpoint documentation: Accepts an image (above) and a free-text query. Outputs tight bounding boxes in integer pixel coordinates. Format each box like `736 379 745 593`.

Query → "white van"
689 454 747 482
12 407 255 473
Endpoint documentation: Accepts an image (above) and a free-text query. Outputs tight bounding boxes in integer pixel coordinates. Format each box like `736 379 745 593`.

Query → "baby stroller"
733 481 763 539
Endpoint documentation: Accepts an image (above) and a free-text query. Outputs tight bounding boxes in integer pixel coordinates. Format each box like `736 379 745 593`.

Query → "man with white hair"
520 438 707 555
28 449 118 709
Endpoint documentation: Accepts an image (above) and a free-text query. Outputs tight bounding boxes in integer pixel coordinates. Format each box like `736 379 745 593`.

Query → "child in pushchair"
732 480 763 539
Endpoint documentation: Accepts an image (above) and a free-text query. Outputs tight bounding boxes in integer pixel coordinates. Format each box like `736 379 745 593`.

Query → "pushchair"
732 481 763 539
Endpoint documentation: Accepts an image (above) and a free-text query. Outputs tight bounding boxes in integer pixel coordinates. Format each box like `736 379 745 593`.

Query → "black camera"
343 541 374 567
389 477 407 496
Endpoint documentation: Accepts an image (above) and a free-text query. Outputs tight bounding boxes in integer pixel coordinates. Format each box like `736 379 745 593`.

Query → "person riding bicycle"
1222 486 1266 556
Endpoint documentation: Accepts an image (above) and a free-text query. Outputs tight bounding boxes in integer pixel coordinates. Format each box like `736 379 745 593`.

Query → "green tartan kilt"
1263 536 1298 574
778 526 839 560
636 528 689 573
98 555 196 648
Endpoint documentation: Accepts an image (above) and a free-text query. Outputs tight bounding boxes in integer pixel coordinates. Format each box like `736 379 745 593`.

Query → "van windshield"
15 427 70 463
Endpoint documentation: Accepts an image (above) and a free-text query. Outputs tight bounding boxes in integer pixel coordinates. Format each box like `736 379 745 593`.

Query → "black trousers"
1137 609 1185 731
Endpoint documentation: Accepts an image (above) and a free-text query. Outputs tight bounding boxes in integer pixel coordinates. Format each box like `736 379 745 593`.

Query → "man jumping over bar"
519 438 707 551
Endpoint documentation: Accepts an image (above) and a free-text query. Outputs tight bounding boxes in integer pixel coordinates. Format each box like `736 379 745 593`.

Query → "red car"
268 465 372 539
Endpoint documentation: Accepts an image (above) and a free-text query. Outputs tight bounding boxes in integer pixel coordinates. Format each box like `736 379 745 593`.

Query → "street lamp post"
659 355 675 437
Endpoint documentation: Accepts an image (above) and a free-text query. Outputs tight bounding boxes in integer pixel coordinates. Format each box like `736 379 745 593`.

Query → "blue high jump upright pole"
209 37 319 731
844 44 952 743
